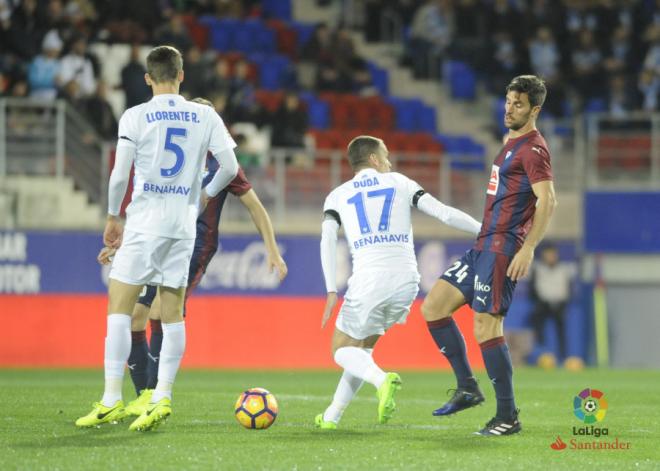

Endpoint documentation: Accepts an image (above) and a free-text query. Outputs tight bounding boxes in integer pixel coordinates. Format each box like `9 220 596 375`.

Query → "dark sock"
146 319 163 389
427 318 476 390
127 330 149 396
480 336 516 419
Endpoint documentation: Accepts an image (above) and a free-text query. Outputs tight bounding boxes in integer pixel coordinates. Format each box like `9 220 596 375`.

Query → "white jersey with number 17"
323 168 422 273
116 93 236 240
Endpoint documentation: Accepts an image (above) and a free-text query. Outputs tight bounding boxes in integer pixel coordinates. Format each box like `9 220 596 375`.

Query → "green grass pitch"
1 369 658 470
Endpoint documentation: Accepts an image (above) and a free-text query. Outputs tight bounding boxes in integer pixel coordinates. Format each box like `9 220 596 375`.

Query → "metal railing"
0 98 106 203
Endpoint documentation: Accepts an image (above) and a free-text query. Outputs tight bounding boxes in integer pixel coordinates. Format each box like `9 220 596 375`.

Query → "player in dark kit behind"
98 98 287 414
421 75 557 436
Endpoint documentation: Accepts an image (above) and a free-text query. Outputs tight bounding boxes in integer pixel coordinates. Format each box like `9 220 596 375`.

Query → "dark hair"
506 75 547 108
347 135 382 169
191 97 213 107
146 46 183 84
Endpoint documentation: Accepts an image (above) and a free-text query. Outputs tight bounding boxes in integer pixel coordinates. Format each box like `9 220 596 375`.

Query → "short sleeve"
116 109 138 150
207 110 236 156
521 143 553 184
323 191 338 213
227 166 252 196
393 172 423 206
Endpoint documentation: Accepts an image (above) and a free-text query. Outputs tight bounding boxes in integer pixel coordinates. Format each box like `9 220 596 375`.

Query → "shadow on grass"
12 426 154 449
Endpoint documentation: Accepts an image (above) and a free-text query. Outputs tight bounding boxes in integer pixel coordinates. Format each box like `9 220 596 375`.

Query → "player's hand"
97 246 116 265
199 189 210 213
321 292 338 328
268 253 288 282
103 215 124 249
507 245 534 281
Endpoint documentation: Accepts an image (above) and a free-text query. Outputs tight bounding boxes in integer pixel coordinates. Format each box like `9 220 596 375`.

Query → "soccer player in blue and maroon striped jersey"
421 75 557 436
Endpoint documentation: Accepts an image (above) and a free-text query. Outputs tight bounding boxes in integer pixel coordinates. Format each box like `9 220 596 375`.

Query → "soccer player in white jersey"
76 46 239 431
316 136 482 429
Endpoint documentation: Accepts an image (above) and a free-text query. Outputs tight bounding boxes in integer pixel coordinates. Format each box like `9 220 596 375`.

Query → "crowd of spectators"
364 0 660 116
0 1 309 149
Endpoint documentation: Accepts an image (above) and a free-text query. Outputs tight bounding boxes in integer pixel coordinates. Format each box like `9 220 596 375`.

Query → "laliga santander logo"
573 388 608 424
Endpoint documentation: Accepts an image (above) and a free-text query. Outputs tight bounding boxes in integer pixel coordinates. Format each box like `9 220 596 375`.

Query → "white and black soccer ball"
584 399 598 413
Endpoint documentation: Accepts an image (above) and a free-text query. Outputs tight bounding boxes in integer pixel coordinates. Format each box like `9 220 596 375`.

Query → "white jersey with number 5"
116 93 236 239
323 168 422 273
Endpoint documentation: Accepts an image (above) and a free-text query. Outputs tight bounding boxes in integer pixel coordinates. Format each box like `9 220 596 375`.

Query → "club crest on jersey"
505 151 513 160
487 165 500 195
354 176 380 188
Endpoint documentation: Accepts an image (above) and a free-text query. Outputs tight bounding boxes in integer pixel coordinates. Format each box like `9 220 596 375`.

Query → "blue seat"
254 27 276 53
394 100 416 132
446 61 476 100
290 22 315 49
262 0 292 20
367 62 389 96
210 19 240 52
585 98 607 114
307 100 330 129
419 105 437 132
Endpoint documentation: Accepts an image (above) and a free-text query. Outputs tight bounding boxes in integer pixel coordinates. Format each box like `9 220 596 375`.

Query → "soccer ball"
234 387 278 430
584 399 598 413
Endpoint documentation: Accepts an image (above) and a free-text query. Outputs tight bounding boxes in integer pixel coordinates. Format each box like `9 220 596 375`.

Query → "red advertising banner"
0 295 483 369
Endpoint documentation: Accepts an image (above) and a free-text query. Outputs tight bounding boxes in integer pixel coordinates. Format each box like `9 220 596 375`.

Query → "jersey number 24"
347 187 395 235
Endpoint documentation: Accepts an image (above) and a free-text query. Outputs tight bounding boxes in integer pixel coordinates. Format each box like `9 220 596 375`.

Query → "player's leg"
146 290 163 389
422 252 483 416
128 285 185 431
76 279 143 427
472 252 520 436
316 331 377 428
554 303 567 361
126 286 156 397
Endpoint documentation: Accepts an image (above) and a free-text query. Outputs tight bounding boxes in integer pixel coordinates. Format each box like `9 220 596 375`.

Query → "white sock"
323 371 363 423
102 314 131 407
334 346 386 389
152 321 186 403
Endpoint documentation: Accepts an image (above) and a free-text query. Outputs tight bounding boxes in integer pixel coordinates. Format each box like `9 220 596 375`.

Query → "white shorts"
109 230 195 288
336 270 420 340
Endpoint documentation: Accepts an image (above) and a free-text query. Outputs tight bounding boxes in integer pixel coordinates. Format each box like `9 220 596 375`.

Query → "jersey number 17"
347 187 395 235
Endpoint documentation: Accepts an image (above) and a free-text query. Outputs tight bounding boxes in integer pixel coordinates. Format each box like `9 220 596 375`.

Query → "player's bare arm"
322 292 338 328
507 180 557 281
103 215 124 249
97 246 117 265
239 189 288 281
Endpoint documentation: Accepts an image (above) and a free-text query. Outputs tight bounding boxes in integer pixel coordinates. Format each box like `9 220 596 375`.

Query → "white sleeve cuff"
320 218 340 293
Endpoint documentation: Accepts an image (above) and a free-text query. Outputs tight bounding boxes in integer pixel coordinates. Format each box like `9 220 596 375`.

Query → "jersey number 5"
347 187 395 235
161 127 187 178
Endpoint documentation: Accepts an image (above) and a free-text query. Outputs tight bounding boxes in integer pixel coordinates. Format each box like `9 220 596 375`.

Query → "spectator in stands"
83 79 118 141
603 26 635 77
5 0 42 60
449 0 484 65
529 242 574 362
234 133 261 170
270 91 308 149
485 31 523 95
57 34 96 99
205 57 232 99
638 68 660 112
606 74 637 118
484 0 524 43
121 44 150 109
179 46 207 99
529 26 565 117
642 26 660 76
300 23 333 64
408 0 454 79
571 29 604 105
229 60 263 124
154 13 192 53
28 29 62 101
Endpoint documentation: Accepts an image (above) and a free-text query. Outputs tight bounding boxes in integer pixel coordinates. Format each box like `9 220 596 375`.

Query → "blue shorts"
440 249 516 316
136 242 217 315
